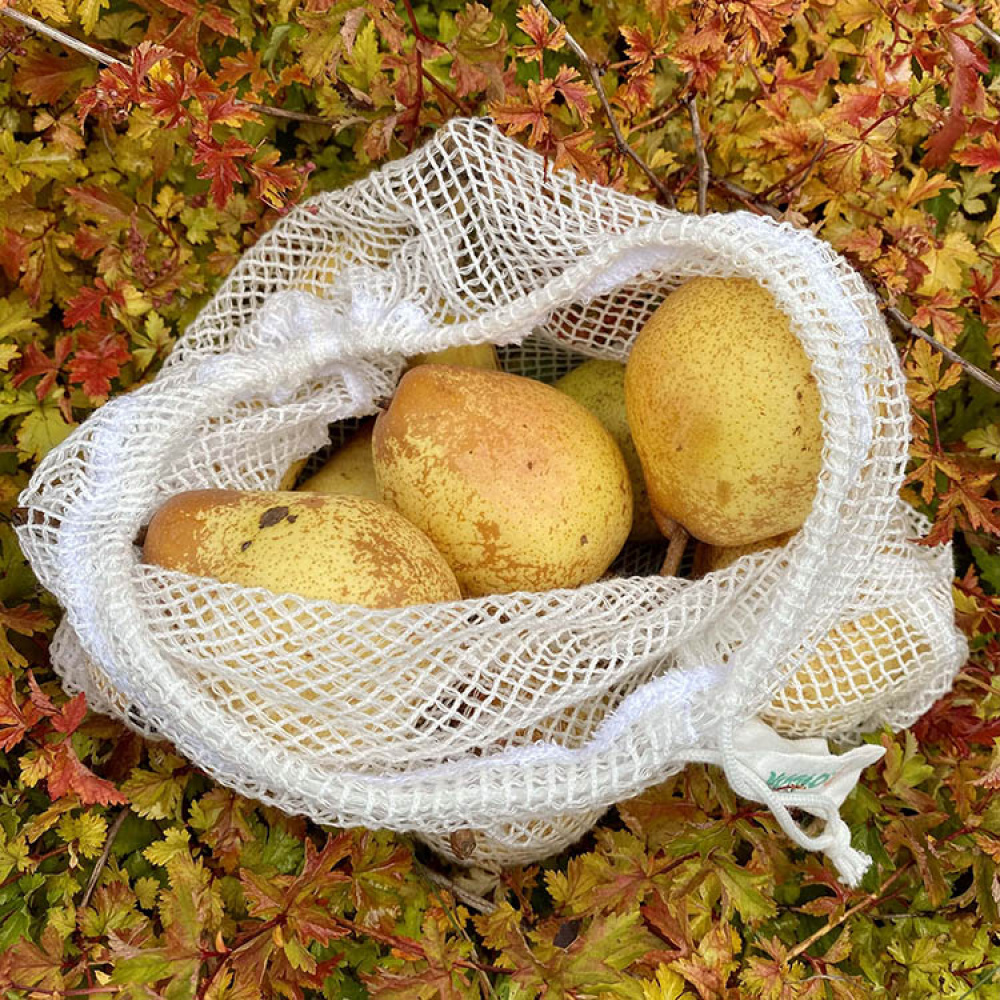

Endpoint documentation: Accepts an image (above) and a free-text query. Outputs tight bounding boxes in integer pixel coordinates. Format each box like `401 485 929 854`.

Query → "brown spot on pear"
142 489 461 756
625 277 822 547
373 365 632 596
143 489 460 608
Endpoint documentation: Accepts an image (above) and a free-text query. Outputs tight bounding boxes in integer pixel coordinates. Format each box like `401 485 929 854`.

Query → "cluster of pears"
143 276 912 735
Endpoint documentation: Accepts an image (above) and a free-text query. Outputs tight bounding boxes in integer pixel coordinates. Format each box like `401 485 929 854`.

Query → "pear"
694 531 796 576
554 360 660 543
278 458 307 490
297 423 379 501
408 343 499 371
373 365 632 596
766 609 925 736
143 489 459 607
142 490 461 758
625 277 822 547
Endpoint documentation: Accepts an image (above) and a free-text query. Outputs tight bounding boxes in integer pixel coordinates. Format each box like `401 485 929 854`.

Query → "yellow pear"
766 609 924 735
625 277 822 547
408 343 499 371
297 423 379 501
554 360 660 543
694 531 796 575
278 458 307 490
142 490 461 758
373 365 632 596
143 489 460 607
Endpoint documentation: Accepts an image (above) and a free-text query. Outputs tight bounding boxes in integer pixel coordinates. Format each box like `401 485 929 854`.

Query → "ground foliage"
0 0 998 996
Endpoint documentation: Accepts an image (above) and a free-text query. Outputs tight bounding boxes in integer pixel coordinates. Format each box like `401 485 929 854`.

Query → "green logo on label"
766 770 835 791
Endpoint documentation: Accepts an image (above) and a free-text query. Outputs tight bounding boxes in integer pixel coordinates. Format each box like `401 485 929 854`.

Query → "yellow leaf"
640 965 692 1000
16 400 74 463
964 424 1000 460
918 231 979 295
144 826 192 867
0 344 19 371
984 205 1000 254
75 0 109 33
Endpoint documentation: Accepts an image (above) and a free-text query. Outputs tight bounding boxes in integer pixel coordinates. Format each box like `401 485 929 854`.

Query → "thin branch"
942 0 1000 52
2 5 122 65
529 0 676 208
1 8 332 126
787 862 912 962
686 95 708 215
710 176 783 219
882 300 1000 395
80 807 129 910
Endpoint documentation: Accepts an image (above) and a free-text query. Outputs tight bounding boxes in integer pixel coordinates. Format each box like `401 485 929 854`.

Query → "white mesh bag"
17 119 966 883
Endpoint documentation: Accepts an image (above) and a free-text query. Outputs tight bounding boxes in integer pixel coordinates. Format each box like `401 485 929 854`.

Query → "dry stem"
941 0 1000 52
686 95 708 215
529 0 676 208
80 807 129 910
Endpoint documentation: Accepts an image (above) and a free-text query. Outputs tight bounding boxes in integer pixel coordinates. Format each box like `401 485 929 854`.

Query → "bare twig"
529 0 676 208
415 859 498 915
710 176 783 219
2 5 121 65
686 96 708 215
942 0 1000 52
882 300 1000 395
1 7 332 126
80 806 128 910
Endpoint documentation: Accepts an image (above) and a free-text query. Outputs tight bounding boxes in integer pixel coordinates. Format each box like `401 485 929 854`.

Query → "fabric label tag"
730 718 886 812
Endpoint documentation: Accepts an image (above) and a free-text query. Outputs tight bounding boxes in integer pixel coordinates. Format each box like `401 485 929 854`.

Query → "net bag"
16 118 966 883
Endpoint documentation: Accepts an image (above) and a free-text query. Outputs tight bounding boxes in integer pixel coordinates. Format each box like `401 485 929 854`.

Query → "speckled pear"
408 343 499 371
143 489 460 607
694 531 796 576
297 423 379 501
766 609 927 736
625 277 822 547
554 359 660 543
372 365 632 596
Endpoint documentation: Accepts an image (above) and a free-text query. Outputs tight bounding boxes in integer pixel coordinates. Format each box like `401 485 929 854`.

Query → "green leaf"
16 399 74 462
716 860 779 925
109 952 175 984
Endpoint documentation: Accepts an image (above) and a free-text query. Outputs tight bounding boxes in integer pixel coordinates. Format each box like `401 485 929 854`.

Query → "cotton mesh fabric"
17 119 967 870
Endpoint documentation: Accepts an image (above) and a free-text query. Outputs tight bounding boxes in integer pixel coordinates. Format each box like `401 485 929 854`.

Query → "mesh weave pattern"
17 119 966 869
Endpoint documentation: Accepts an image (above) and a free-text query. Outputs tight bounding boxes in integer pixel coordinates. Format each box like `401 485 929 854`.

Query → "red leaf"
27 671 58 717
51 692 88 735
515 4 565 60
14 47 93 105
12 338 71 399
0 228 29 281
923 32 988 168
44 741 128 805
953 132 1000 173
67 332 131 398
247 151 301 209
620 25 661 72
491 78 556 144
193 134 256 209
63 279 123 329
552 66 594 124
0 674 43 751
